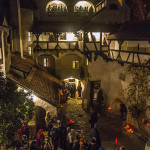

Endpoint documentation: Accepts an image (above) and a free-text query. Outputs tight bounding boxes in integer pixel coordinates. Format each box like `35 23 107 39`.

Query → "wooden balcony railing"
33 41 80 52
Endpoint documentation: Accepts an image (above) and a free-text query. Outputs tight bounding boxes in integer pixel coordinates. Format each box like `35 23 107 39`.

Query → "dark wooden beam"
90 32 98 51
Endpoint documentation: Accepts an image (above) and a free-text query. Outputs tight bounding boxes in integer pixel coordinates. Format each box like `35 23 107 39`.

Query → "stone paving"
61 98 146 150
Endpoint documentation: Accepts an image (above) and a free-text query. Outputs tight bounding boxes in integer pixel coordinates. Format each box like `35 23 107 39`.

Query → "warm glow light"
66 33 74 41
70 120 74 124
46 0 67 11
147 122 150 127
75 1 89 7
88 32 100 41
108 106 112 111
31 94 38 101
115 138 117 144
124 124 134 134
126 124 130 129
130 129 134 134
24 90 28 93
93 32 100 40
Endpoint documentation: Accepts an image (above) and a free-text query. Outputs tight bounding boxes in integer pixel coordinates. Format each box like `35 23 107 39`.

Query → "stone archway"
111 98 127 115
46 0 68 14
74 0 95 12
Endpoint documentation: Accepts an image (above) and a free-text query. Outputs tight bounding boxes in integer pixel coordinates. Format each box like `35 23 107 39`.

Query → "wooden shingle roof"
11 55 34 73
9 55 62 106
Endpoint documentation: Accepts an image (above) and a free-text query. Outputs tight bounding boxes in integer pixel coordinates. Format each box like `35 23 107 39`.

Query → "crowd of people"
30 116 105 150
47 5 67 14
16 121 30 149
47 4 94 14
60 83 83 103
31 115 126 150
74 6 94 13
16 113 126 150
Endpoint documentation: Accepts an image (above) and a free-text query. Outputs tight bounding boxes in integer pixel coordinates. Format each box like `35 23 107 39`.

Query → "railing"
47 12 68 16
102 49 150 65
74 12 94 17
33 41 80 51
96 0 106 13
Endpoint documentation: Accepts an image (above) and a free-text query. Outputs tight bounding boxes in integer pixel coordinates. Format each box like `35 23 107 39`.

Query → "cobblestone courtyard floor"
61 98 146 150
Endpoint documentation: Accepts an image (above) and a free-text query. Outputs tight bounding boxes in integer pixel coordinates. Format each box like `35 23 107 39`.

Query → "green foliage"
126 63 150 119
0 72 35 144
128 104 142 118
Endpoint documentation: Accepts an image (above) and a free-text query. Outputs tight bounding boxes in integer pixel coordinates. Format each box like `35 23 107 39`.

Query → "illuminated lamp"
126 124 130 129
147 122 150 127
130 129 134 134
115 138 117 145
108 106 112 111
66 33 74 41
70 120 74 124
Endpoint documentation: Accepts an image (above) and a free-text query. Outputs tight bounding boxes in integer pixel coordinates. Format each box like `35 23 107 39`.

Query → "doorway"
63 78 84 100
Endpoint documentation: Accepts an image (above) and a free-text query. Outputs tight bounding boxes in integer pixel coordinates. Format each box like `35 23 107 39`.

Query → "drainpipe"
17 0 23 58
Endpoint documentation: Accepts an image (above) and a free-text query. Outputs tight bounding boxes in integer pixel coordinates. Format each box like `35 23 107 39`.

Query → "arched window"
74 1 95 15
109 4 119 10
46 1 68 15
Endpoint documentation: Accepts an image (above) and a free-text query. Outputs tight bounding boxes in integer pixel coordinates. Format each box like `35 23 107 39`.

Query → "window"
86 59 88 66
72 60 79 69
60 33 66 40
28 32 32 41
28 47 32 56
44 58 50 67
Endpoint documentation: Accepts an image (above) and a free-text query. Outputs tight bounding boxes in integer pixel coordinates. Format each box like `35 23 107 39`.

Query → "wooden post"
100 32 102 51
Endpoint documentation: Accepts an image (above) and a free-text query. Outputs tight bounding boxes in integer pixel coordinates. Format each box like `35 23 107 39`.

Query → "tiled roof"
9 65 62 107
11 55 35 73
31 21 82 33
81 22 120 32
108 20 150 40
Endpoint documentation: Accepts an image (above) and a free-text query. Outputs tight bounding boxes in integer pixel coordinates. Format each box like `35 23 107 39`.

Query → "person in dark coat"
59 123 67 150
30 140 37 150
120 104 127 121
73 137 88 150
51 123 60 150
89 109 98 128
73 84 76 98
77 84 82 97
70 85 74 98
48 117 57 137
90 124 101 147
22 121 29 140
88 138 99 150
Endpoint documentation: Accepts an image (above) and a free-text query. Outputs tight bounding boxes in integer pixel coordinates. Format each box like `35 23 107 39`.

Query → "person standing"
59 123 67 150
22 121 29 140
67 129 77 150
73 84 76 98
73 137 88 150
51 123 60 150
88 138 99 150
89 109 98 128
36 129 45 150
77 84 82 97
90 124 101 147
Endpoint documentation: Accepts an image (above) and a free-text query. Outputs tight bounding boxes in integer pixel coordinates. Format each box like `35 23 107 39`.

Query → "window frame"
72 60 79 69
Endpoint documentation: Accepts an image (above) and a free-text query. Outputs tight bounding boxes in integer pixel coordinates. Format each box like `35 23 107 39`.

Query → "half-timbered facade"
0 0 150 128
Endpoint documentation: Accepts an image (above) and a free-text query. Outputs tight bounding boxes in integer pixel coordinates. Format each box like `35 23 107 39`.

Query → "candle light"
108 106 112 111
147 122 150 127
70 120 74 124
115 138 117 145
